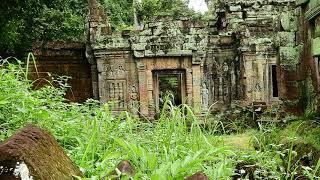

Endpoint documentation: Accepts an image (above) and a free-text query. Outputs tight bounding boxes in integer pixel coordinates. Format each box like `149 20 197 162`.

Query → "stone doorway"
136 56 198 118
153 70 186 113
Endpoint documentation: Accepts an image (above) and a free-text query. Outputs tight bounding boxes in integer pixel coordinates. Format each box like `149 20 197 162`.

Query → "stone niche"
88 0 301 118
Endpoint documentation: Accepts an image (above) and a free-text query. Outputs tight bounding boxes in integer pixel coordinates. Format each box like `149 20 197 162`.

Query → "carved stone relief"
106 80 127 110
201 83 209 110
129 85 139 116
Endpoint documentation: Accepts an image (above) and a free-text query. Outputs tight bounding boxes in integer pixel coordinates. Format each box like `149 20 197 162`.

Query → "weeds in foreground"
0 56 320 179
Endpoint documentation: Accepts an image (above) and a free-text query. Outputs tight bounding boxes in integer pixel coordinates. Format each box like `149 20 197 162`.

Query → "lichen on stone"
312 37 320 56
280 46 300 67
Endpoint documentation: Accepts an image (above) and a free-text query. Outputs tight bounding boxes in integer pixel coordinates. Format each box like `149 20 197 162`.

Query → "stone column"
137 61 149 117
91 62 99 100
96 57 106 103
147 70 155 117
186 68 193 106
192 65 202 113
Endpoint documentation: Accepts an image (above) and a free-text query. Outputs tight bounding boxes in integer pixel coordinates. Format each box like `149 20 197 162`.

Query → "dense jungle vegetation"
1 0 320 179
0 0 198 56
0 55 320 179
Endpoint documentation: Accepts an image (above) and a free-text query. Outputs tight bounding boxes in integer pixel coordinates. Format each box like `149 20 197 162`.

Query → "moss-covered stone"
132 43 147 51
295 0 309 6
312 37 320 56
280 46 300 66
309 0 320 10
315 25 320 38
280 11 297 32
274 32 296 47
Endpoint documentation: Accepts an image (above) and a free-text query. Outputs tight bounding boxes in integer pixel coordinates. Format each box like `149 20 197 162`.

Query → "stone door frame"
152 69 186 113
136 56 200 118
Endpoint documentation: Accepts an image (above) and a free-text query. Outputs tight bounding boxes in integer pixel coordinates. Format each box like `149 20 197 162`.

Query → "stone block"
145 50 156 56
153 24 165 36
183 43 197 50
139 36 148 43
315 24 320 38
176 20 184 28
148 21 162 28
230 5 242 12
279 46 299 66
132 43 147 51
280 11 297 32
274 32 296 47
140 29 152 36
228 12 243 19
185 35 195 43
155 50 166 56
185 172 209 180
208 36 219 45
219 36 234 45
190 28 198 35
312 37 320 56
107 160 135 178
89 21 99 28
295 0 309 6
192 21 206 28
97 59 106 72
309 0 320 10
167 50 192 56
134 50 145 58
0 125 82 180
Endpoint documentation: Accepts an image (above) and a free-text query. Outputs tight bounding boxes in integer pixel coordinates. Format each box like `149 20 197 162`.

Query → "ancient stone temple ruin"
34 0 320 118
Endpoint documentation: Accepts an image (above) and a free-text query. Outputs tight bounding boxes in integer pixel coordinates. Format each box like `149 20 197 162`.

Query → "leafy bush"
0 0 87 55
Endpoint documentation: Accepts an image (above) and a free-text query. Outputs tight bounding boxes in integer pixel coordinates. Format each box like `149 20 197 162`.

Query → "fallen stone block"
185 172 209 180
0 125 82 180
105 160 135 180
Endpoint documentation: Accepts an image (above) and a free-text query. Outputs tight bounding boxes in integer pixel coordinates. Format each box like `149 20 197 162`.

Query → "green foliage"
0 0 202 54
0 57 235 178
138 0 195 22
0 0 87 55
100 0 134 30
101 0 199 30
1 55 320 179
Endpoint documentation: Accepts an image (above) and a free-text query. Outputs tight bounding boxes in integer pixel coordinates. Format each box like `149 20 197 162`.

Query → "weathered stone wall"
295 0 320 114
214 0 297 105
32 41 93 103
88 0 320 117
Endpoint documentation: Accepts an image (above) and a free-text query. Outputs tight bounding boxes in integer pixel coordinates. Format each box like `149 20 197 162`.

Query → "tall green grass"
0 56 236 178
0 55 319 179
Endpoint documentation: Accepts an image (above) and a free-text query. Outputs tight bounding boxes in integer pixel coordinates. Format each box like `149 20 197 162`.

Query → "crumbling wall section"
89 0 319 116
33 41 93 103
213 0 297 106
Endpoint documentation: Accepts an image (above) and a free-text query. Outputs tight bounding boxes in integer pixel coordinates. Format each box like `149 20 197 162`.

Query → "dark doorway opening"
153 70 186 112
271 65 279 97
159 76 182 106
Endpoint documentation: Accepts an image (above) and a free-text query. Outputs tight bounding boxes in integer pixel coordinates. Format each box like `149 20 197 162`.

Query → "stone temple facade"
83 0 320 118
